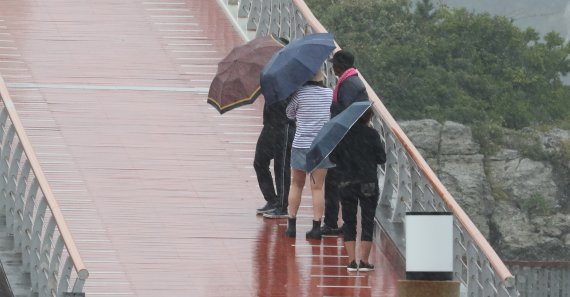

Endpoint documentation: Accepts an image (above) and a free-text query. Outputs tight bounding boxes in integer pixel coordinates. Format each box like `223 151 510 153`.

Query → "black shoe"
256 202 276 214
347 260 358 272
285 218 296 237
306 220 322 240
359 260 374 272
320 224 342 235
263 208 288 219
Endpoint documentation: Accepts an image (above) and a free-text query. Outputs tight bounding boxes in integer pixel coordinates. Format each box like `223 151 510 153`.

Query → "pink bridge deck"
0 0 400 296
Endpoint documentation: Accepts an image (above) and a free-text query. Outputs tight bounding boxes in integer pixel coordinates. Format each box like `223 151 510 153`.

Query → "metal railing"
0 76 88 296
216 0 520 296
507 261 570 297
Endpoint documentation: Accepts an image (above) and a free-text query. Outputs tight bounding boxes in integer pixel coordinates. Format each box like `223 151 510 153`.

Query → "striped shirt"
286 83 333 148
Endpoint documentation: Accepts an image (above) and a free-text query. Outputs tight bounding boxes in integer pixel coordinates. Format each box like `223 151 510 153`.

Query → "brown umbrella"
207 35 286 114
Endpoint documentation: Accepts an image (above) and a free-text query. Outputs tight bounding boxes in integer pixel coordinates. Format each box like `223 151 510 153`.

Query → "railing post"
269 0 282 37
453 221 467 285
257 0 272 36
380 134 397 207
561 268 570 296
31 199 50 292
548 268 558 297
21 178 39 271
238 0 253 18
246 0 262 31
46 236 65 296
7 143 24 248
467 241 482 297
391 150 411 222
1 125 16 231
57 257 73 297
279 1 292 40
410 168 423 211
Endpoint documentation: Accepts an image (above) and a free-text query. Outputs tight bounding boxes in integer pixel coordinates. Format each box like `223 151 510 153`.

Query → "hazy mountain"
438 0 570 40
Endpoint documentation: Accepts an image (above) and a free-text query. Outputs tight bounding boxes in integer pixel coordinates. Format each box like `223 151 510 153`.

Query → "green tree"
306 0 570 129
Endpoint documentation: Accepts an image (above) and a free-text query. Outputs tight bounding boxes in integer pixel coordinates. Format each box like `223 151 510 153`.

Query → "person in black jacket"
255 37 295 219
329 108 386 272
254 99 296 218
322 50 370 235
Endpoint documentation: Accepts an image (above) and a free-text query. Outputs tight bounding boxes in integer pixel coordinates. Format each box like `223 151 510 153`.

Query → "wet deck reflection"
254 217 398 297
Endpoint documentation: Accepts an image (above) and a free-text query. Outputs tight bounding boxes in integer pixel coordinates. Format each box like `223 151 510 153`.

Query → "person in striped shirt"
284 70 334 240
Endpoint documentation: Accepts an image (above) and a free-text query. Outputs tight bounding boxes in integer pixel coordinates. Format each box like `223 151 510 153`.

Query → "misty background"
440 0 570 41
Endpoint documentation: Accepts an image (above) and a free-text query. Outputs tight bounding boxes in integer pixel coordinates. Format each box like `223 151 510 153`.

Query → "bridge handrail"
291 0 514 287
0 76 88 295
505 261 570 268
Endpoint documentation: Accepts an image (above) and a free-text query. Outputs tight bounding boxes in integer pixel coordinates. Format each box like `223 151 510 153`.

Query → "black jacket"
330 74 369 118
263 99 293 130
330 122 386 183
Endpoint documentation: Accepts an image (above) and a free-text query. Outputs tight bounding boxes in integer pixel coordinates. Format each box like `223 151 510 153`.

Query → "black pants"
339 182 379 242
324 168 341 228
253 123 294 211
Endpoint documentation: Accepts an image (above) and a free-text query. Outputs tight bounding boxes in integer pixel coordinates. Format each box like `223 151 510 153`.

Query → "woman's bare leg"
309 168 327 221
361 241 373 264
344 241 356 263
287 168 306 218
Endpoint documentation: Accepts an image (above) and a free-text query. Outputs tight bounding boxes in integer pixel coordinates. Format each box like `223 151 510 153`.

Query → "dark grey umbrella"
306 101 372 172
207 35 285 114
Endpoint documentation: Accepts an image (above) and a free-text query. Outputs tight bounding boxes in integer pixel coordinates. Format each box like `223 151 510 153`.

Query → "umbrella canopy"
260 33 335 105
207 35 286 114
306 101 373 173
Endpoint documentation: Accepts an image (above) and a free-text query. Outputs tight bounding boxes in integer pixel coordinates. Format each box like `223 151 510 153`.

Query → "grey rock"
488 149 519 161
487 152 558 208
440 121 480 155
399 119 441 158
565 234 570 246
539 128 570 150
438 154 492 238
492 201 568 260
492 201 534 249
531 213 570 235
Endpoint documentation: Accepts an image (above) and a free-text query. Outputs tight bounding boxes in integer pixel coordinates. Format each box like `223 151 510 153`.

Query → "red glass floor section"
0 0 400 296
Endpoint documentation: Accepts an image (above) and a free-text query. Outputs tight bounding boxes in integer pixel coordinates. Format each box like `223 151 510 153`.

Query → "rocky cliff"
399 120 570 261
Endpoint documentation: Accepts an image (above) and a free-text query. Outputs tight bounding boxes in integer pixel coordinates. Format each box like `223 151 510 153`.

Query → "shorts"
290 147 335 172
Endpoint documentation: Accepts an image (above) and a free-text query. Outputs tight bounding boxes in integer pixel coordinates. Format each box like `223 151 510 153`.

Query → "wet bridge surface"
0 0 400 296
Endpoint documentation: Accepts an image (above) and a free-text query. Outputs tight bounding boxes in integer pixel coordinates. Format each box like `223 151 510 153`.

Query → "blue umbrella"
260 33 335 105
306 101 372 173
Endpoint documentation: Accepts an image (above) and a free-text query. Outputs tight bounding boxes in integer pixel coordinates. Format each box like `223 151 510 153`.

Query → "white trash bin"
405 212 454 280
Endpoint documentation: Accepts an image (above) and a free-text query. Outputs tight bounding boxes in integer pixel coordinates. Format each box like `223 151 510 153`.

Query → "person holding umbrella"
254 38 297 218
329 108 386 271
206 34 295 217
322 49 370 235
285 71 334 240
